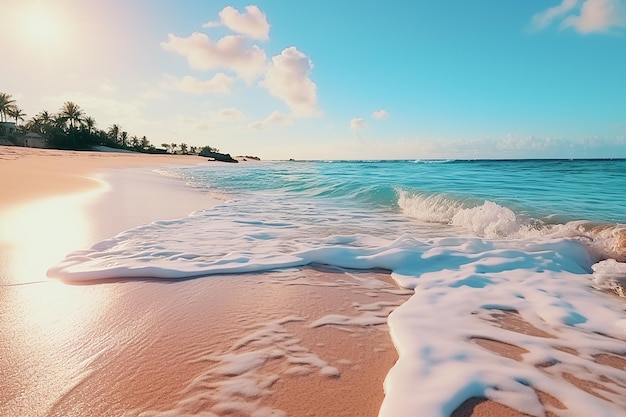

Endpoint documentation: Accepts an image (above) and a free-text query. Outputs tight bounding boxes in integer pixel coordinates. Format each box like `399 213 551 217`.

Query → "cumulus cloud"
214 107 246 121
372 109 389 120
204 5 270 41
177 108 247 132
562 0 626 33
162 73 234 95
248 111 292 130
350 118 366 131
161 33 266 81
531 0 626 33
530 0 578 30
260 47 320 117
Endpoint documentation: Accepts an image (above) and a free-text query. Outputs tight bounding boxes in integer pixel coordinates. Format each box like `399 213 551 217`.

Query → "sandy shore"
0 146 407 417
0 146 209 211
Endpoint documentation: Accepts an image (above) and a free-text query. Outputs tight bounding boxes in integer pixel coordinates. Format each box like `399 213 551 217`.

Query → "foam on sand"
381 238 626 417
48 205 626 416
136 267 409 417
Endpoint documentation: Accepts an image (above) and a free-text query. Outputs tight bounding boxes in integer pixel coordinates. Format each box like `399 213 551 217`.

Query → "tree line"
0 92 219 155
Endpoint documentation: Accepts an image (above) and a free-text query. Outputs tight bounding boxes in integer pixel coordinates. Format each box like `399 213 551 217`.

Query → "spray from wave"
396 188 626 294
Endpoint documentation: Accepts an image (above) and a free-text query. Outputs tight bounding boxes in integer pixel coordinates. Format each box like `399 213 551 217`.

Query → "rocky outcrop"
236 155 261 161
200 150 238 163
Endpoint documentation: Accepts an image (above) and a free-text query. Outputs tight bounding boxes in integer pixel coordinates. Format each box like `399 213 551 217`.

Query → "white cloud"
496 134 567 151
215 107 246 122
531 0 626 33
98 81 117 94
335 135 619 160
530 0 578 30
372 109 389 120
162 73 234 95
161 33 266 81
139 86 168 101
350 118 366 130
562 0 626 33
261 47 320 117
178 108 247 132
203 21 221 29
177 115 197 125
204 5 270 41
248 111 292 130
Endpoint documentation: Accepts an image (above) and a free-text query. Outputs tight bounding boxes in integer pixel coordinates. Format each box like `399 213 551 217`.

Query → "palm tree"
25 113 51 136
0 93 16 122
23 117 37 132
58 101 84 130
180 143 188 154
107 124 120 145
141 136 150 150
170 142 178 154
40 110 52 122
6 106 26 126
130 135 140 150
120 131 128 148
83 116 96 134
51 114 67 131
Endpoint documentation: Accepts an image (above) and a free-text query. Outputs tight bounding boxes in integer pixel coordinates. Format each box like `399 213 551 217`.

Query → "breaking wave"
396 189 626 263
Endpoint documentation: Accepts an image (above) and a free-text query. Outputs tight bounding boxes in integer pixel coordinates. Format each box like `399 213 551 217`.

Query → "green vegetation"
0 92 218 154
0 92 18 122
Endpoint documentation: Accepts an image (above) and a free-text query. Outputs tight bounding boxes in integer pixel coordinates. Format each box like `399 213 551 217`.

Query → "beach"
2 147 626 417
0 146 406 417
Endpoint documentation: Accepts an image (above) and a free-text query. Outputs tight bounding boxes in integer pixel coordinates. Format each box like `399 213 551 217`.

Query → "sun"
19 6 64 50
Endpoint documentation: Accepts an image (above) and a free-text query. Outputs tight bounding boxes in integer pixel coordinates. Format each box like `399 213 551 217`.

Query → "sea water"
48 159 626 417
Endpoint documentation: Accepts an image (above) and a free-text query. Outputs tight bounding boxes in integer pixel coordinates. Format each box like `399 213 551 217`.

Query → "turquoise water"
177 159 626 224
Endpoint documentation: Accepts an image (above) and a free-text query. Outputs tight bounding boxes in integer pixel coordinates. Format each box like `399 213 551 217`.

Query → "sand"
0 146 208 211
0 146 406 417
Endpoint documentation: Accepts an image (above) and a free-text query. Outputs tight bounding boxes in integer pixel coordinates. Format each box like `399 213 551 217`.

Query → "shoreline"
0 146 405 417
0 146 210 211
3 147 625 417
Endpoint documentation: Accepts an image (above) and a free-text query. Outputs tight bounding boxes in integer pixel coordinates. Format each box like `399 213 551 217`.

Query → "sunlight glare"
0 190 100 285
20 5 65 50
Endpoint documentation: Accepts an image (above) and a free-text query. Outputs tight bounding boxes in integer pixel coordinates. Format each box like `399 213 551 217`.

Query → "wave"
396 189 626 263
411 159 456 164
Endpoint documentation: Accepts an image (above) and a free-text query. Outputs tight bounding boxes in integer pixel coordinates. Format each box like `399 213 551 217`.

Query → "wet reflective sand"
0 151 408 417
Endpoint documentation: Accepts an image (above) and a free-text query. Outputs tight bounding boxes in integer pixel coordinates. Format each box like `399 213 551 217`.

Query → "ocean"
48 159 626 416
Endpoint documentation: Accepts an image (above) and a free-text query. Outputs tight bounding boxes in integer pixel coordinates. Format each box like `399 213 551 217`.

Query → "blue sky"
2 0 625 159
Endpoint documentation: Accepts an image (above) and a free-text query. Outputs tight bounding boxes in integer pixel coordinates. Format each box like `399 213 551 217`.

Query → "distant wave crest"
396 189 626 263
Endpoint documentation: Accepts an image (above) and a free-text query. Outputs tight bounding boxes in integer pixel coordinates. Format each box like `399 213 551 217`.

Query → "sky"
2 0 625 160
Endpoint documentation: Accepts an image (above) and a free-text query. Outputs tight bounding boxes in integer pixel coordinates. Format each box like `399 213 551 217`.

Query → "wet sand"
0 146 407 417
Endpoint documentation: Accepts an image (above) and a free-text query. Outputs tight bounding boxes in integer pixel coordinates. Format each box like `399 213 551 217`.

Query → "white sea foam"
140 316 339 417
381 238 626 417
592 259 626 296
398 189 527 238
451 200 520 237
397 189 626 262
48 197 626 416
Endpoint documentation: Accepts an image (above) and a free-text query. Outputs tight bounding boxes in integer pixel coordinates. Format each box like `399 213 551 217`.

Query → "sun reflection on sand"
0 184 106 284
0 186 117 416
0 183 116 350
